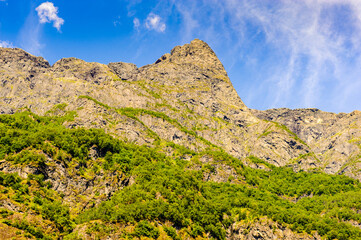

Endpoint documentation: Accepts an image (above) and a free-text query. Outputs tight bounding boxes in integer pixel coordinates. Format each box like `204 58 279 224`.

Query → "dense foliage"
1 111 361 239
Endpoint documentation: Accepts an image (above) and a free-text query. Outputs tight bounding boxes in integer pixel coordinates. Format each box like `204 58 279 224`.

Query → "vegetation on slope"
1 112 361 239
78 95 219 148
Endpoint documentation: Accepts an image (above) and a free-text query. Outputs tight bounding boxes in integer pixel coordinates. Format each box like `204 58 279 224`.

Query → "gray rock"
108 62 138 80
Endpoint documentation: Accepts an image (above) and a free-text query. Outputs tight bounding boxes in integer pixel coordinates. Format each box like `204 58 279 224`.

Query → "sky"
1 0 361 113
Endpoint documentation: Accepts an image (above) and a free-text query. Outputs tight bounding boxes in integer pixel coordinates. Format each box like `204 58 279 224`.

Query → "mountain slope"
252 108 361 180
0 40 313 169
2 111 360 240
0 40 361 239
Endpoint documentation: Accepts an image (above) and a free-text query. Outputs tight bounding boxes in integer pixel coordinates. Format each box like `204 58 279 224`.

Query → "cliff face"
0 40 314 169
0 40 361 239
252 108 361 180
1 39 360 177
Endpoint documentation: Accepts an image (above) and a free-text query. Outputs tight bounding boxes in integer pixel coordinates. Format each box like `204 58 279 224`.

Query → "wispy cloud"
18 1 64 55
174 2 199 42
0 40 13 48
133 17 140 29
18 10 43 56
171 0 361 112
145 13 166 32
35 2 64 31
113 16 121 27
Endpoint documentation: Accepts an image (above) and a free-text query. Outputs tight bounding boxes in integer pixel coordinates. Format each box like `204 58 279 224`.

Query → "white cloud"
35 2 64 31
0 40 13 48
172 0 361 112
133 17 140 29
145 13 166 32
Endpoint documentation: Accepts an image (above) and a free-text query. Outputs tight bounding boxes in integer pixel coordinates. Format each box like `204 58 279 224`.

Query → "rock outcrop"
231 217 321 240
252 108 361 180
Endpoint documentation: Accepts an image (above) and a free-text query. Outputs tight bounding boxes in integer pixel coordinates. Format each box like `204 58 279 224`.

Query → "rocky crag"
1 39 360 179
0 39 360 239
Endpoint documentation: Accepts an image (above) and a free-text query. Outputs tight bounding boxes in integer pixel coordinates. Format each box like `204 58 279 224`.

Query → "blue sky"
1 0 361 113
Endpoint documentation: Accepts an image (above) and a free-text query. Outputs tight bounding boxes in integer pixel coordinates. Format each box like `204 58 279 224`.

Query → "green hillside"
1 111 361 239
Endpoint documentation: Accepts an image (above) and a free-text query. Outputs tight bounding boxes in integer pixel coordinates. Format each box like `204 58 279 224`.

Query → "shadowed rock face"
108 62 138 80
252 108 361 180
0 48 50 71
0 39 361 181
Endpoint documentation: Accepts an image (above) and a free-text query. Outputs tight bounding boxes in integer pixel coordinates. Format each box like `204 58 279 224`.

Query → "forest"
1 111 361 239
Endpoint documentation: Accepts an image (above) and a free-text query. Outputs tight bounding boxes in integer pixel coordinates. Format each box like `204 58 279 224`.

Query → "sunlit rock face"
1 40 361 181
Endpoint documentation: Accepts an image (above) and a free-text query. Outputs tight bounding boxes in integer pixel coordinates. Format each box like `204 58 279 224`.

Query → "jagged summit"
0 47 50 70
108 39 248 113
1 40 361 181
2 39 361 239
154 39 228 77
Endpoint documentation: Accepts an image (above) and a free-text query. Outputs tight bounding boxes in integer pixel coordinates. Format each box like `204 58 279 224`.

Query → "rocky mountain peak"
52 57 118 85
135 39 246 114
155 39 228 77
0 48 50 71
1 40 361 239
52 57 89 72
53 57 84 66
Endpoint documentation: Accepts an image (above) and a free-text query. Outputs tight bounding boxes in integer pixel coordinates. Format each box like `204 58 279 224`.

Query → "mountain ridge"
1 40 361 178
1 39 361 239
2 40 358 176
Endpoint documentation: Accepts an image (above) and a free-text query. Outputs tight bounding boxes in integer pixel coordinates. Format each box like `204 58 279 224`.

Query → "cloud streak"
18 9 43 56
0 40 13 48
36 2 64 31
172 0 361 112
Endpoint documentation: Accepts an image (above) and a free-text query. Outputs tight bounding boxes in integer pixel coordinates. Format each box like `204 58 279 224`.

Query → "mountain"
0 40 361 239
